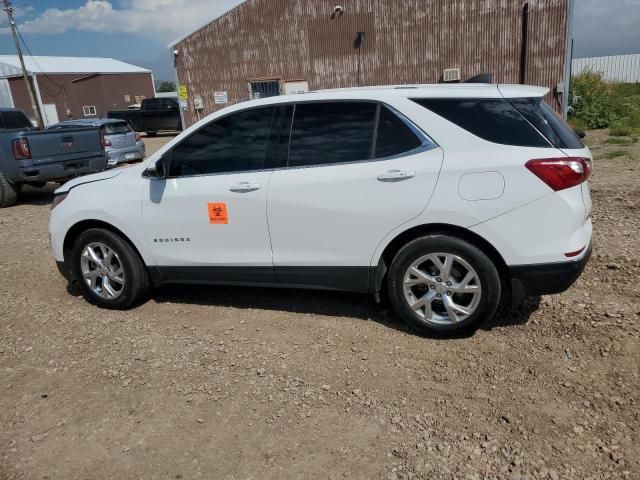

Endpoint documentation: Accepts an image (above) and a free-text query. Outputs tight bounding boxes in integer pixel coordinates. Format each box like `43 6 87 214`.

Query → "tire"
145 131 158 137
387 235 501 336
70 228 150 309
26 181 47 189
0 170 18 208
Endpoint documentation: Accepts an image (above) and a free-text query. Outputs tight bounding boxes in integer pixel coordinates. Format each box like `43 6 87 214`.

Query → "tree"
157 81 176 93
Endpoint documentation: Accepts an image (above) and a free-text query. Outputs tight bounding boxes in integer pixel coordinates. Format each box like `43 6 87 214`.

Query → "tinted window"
169 107 276 177
376 106 423 158
3 110 32 130
142 99 162 110
103 122 132 135
412 98 550 148
509 97 584 149
288 102 377 167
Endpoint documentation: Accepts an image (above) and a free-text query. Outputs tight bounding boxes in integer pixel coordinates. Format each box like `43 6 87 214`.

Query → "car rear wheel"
387 235 501 336
145 131 158 137
70 228 150 309
0 170 18 208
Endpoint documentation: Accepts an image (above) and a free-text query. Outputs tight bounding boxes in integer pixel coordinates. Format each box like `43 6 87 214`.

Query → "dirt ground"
1 131 638 480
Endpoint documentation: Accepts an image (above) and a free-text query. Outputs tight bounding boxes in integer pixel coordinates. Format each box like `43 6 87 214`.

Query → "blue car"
49 118 145 167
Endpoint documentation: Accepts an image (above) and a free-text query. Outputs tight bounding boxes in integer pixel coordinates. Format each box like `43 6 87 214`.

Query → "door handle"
377 170 416 182
229 182 261 193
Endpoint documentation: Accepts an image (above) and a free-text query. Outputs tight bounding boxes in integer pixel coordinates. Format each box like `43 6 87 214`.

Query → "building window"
82 105 97 116
249 80 280 100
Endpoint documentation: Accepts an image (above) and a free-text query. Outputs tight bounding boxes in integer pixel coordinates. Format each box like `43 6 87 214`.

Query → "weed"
604 150 628 159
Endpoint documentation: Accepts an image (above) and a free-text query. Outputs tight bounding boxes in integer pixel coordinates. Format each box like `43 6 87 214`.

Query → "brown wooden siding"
175 0 569 127
9 72 154 123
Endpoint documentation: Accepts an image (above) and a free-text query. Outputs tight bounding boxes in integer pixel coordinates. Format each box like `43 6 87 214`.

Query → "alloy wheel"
402 253 482 325
80 242 125 300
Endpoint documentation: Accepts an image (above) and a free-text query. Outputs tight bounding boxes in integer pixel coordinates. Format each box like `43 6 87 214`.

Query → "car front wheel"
387 235 501 336
70 228 150 309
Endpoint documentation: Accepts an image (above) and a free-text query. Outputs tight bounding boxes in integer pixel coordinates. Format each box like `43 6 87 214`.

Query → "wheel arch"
374 223 510 293
62 219 158 286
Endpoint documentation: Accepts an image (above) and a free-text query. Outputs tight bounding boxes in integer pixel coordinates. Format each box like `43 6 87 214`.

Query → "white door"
267 102 443 284
43 104 59 127
141 106 279 283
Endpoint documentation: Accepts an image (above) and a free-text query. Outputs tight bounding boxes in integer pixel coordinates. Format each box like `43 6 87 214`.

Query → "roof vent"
442 68 461 83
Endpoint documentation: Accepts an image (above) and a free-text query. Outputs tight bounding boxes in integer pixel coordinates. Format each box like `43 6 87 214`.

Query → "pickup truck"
107 97 183 136
0 108 107 208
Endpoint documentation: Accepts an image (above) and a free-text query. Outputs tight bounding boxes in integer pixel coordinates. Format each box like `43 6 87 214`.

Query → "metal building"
0 56 155 127
170 0 573 127
572 54 640 83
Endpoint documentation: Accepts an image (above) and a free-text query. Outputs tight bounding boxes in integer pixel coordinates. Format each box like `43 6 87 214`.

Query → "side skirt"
152 266 375 294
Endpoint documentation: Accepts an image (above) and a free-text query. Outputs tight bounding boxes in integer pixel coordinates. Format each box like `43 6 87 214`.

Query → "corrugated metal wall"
174 0 569 126
572 54 640 83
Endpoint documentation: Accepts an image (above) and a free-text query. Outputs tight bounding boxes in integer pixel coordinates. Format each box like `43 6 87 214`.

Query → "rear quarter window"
508 97 584 149
411 98 550 148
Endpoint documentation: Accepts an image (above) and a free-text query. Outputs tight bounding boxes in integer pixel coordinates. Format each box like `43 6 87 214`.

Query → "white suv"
49 84 593 335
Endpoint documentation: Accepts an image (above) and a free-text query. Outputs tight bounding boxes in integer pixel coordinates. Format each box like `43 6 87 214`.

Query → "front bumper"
106 144 145 166
509 244 592 305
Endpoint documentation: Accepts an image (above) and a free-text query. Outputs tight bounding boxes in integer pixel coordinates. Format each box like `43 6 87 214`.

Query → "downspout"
172 49 185 130
519 3 529 84
150 72 156 98
562 0 576 119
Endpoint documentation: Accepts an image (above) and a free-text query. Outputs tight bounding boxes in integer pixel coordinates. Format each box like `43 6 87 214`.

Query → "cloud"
573 0 640 57
2 0 243 43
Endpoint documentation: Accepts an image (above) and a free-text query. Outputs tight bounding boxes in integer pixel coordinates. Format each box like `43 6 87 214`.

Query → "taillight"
100 132 111 148
12 137 31 159
135 132 141 142
525 157 592 192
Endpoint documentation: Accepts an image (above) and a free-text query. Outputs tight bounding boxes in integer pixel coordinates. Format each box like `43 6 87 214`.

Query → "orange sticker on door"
208 203 228 224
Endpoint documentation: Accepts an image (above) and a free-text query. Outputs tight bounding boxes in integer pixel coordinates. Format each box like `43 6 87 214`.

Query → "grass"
608 126 632 136
604 150 628 159
605 136 638 145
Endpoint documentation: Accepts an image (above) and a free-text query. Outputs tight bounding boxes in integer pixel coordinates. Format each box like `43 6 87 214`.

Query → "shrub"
569 71 616 129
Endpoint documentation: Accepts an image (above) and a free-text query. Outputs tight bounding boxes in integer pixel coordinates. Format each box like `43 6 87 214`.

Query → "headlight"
51 193 68 210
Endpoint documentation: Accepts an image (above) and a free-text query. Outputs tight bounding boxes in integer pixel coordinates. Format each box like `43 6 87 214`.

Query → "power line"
15 24 64 96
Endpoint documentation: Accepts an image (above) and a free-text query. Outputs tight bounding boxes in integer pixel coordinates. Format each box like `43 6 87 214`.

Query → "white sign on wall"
214 91 229 104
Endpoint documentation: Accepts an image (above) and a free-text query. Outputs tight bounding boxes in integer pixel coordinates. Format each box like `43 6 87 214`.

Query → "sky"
0 0 639 83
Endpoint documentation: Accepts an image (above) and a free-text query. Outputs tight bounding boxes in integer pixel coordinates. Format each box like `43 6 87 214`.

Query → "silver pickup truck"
0 108 107 207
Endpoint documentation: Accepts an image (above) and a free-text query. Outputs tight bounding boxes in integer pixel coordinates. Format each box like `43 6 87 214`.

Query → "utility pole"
2 0 43 128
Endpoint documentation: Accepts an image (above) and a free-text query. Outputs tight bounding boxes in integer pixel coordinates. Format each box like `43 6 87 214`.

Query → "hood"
55 169 124 194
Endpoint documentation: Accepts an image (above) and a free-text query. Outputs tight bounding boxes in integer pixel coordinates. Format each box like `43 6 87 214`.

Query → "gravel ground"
1 131 638 480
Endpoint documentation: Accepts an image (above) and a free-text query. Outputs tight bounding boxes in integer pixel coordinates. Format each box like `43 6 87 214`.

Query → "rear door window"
509 97 584 149
169 106 277 177
2 110 32 130
412 98 550 148
103 122 132 135
375 106 424 158
288 102 377 167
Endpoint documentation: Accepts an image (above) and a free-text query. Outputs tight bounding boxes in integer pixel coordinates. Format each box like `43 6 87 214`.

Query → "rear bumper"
106 144 146 166
17 156 108 183
509 244 592 304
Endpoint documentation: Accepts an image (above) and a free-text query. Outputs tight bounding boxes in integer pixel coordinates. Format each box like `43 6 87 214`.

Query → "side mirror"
574 128 586 139
144 153 170 179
